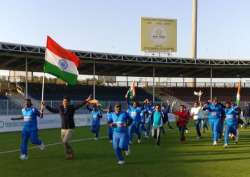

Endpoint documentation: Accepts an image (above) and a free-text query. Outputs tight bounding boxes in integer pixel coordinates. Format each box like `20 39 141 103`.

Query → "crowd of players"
11 96 249 165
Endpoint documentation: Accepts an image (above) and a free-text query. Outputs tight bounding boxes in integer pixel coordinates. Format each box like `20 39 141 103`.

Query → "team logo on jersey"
58 59 69 71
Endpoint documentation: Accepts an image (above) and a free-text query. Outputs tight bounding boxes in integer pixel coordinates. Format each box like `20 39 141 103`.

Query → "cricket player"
87 103 102 140
11 99 45 160
106 104 114 142
126 98 142 144
224 101 239 147
203 98 224 145
108 103 132 165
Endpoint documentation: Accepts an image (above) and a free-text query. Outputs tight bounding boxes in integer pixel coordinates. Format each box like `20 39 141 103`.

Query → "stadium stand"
157 87 249 104
19 83 154 101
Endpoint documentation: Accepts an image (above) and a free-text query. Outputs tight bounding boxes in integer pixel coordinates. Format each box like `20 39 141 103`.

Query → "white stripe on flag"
45 48 79 75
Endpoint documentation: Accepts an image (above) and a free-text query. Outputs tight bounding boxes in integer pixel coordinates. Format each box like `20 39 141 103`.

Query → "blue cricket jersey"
127 105 142 125
90 110 102 125
144 104 154 124
22 107 41 131
224 106 238 125
106 112 113 122
110 111 131 133
204 103 224 119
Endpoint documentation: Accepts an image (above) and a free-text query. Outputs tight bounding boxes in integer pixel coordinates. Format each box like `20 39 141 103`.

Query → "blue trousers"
224 123 237 144
128 123 141 142
91 120 100 138
218 119 224 139
208 118 220 142
178 126 186 141
194 119 202 137
112 132 129 161
21 129 42 155
140 122 146 132
146 121 152 136
108 127 113 140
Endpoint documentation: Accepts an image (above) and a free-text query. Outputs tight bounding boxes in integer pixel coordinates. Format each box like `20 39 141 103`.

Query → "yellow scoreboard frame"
141 17 177 52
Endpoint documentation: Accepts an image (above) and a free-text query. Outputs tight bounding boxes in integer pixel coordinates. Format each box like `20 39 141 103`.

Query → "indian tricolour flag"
236 81 241 105
44 36 80 85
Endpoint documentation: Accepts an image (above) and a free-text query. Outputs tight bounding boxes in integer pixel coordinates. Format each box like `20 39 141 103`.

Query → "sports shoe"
234 136 239 144
180 140 186 144
125 149 130 156
137 139 141 144
213 141 217 146
38 143 45 151
94 137 98 141
224 144 228 148
109 140 113 143
118 160 125 165
125 146 130 156
196 136 201 140
66 153 74 160
20 154 28 160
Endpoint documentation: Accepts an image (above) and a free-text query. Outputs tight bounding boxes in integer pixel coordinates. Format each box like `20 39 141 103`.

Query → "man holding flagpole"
42 96 90 160
41 36 91 159
236 81 241 106
125 81 143 145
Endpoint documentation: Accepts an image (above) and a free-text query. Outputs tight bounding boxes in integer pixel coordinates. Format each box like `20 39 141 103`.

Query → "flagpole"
39 71 45 116
41 72 45 103
93 59 96 99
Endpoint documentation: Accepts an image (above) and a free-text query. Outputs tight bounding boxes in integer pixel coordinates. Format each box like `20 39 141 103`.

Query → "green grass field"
1 125 250 177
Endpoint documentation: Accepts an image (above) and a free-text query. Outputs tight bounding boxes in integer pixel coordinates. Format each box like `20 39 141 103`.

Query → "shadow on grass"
181 156 250 163
178 149 250 156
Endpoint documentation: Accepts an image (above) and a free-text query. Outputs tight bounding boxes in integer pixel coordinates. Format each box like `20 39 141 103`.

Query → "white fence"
0 114 107 133
0 100 129 115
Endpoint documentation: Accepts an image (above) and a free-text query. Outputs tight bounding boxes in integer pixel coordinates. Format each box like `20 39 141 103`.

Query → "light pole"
192 0 198 87
192 0 198 59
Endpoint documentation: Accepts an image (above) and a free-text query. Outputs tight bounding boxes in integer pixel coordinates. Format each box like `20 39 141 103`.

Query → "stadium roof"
0 41 250 78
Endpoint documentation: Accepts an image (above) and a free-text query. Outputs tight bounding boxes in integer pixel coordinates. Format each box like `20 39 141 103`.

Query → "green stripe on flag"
44 61 77 85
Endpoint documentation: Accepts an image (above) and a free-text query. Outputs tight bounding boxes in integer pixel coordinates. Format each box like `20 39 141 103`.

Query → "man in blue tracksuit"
203 98 224 145
11 99 45 160
143 99 154 137
108 103 132 165
87 103 102 140
126 99 142 144
139 109 147 137
106 104 114 142
224 101 238 147
218 102 226 140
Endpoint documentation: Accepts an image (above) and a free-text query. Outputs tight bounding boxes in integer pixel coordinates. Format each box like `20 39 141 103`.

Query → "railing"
0 100 168 116
0 75 249 88
100 81 249 88
1 98 249 116
0 76 250 89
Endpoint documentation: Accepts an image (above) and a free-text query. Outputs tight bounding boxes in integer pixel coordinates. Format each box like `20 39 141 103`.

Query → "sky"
1 0 250 59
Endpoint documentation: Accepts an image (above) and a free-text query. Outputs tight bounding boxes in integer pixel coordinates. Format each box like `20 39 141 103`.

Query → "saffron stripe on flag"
46 36 80 67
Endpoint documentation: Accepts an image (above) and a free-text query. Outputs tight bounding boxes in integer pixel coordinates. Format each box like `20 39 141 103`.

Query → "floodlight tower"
192 0 198 87
192 0 198 59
